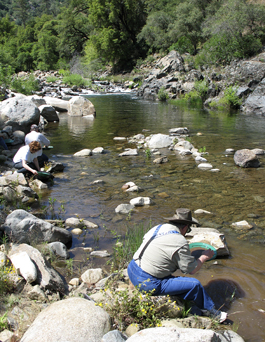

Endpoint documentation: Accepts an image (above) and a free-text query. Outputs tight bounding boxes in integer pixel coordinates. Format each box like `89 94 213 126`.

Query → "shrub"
0 64 13 89
220 86 242 109
194 79 208 100
46 76 58 83
0 263 15 296
184 90 202 105
98 286 184 330
10 74 40 95
158 87 169 101
62 73 87 87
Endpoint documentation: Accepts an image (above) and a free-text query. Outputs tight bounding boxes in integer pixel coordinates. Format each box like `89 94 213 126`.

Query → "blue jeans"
127 259 215 311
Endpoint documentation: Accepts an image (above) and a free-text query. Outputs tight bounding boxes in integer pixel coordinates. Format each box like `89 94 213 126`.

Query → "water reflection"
42 94 265 341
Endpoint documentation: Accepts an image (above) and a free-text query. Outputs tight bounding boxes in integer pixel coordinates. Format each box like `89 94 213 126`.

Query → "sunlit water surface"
40 94 265 342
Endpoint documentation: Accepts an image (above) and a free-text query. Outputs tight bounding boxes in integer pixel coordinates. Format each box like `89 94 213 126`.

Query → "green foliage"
65 258 74 275
87 0 147 70
62 73 88 87
157 86 169 101
0 313 8 332
0 262 15 296
145 148 151 159
168 1 204 55
198 146 207 153
0 63 13 88
137 11 174 53
194 79 208 100
201 0 265 64
184 90 203 105
46 75 58 83
98 287 163 330
169 36 194 55
10 73 40 95
221 86 242 109
108 222 151 272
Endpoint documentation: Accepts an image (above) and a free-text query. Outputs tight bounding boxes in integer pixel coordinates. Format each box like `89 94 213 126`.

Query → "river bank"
1 77 265 340
2 50 265 117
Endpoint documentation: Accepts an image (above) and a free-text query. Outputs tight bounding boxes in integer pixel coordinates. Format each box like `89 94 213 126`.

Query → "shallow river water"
40 94 265 342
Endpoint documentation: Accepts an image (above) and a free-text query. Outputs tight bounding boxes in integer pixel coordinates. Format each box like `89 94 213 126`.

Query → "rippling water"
41 94 265 341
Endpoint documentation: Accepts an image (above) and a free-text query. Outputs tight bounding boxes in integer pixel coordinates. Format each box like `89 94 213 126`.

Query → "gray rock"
16 185 37 199
73 149 92 157
2 186 17 202
67 96 96 117
9 251 37 283
9 244 68 294
126 327 222 342
242 78 265 115
28 284 47 301
198 163 213 170
130 197 152 206
20 297 111 342
0 97 40 132
156 50 185 73
153 156 168 164
219 330 245 342
119 149 138 156
92 147 104 154
169 127 189 134
45 160 65 173
3 209 72 245
38 104 59 122
43 96 68 112
115 204 134 214
48 242 70 259
90 250 110 258
146 134 173 149
102 330 128 342
234 149 260 168
28 95 46 107
81 268 103 284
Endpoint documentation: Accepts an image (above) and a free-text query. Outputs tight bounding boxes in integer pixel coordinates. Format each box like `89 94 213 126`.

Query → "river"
40 93 265 342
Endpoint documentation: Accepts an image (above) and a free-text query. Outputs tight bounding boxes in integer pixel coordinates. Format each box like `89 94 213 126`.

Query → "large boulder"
0 97 40 132
9 244 68 294
241 78 265 116
43 96 68 112
156 50 185 74
126 327 245 342
234 149 260 168
20 297 111 342
3 209 72 245
67 96 96 117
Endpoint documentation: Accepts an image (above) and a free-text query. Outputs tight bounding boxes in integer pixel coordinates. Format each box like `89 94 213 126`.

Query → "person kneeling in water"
13 141 42 175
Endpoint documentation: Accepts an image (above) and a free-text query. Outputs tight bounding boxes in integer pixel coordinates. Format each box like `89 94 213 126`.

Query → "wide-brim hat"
164 208 200 226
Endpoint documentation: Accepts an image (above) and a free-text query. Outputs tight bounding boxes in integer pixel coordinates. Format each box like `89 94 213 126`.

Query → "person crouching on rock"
25 124 50 167
127 208 228 323
13 141 42 175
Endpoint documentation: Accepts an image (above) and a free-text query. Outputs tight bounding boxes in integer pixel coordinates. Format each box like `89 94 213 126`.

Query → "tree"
137 11 174 53
57 0 92 60
12 0 30 27
32 18 60 70
201 0 265 63
87 0 147 70
169 1 204 54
